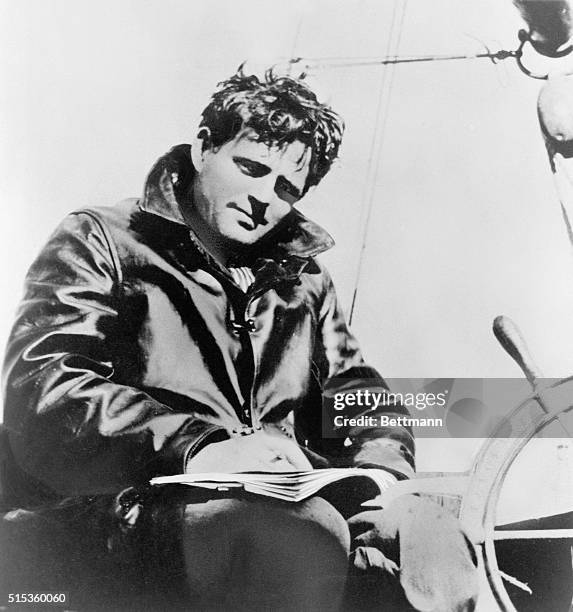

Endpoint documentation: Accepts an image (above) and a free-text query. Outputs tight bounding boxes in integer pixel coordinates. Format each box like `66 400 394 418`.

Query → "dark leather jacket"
2 145 414 505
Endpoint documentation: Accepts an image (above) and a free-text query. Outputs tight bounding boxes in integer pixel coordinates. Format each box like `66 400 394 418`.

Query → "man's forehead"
229 129 309 168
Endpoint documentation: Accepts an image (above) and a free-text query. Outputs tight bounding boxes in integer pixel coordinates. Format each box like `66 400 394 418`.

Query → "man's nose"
249 174 277 204
247 195 269 227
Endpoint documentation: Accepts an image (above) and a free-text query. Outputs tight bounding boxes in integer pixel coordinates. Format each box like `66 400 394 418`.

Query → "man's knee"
182 496 349 566
287 495 351 555
181 496 350 608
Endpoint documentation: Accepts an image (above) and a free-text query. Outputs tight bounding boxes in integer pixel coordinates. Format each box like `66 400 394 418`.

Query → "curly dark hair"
199 66 345 192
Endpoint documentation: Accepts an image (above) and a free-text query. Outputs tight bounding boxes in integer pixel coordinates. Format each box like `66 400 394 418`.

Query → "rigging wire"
289 32 573 81
289 12 304 73
348 0 408 326
294 48 517 70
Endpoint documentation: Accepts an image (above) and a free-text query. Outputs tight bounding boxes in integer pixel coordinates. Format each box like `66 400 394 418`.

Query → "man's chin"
220 234 260 259
221 229 278 264
224 226 268 247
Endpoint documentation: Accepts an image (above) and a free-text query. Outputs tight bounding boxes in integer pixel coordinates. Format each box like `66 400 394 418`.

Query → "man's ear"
191 127 212 171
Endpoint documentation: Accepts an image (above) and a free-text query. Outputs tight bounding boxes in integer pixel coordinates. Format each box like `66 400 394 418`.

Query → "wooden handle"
493 315 543 388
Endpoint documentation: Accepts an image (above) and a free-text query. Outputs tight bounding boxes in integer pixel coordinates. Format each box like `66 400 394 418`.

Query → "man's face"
190 129 310 250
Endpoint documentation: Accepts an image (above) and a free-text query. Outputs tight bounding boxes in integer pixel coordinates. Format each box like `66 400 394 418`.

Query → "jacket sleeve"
306 266 415 479
2 211 226 498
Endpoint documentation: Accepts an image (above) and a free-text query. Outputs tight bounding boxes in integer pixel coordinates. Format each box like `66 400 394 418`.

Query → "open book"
150 468 397 504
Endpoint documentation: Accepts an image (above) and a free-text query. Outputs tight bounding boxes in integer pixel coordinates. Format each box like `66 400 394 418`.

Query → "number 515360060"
7 593 68 605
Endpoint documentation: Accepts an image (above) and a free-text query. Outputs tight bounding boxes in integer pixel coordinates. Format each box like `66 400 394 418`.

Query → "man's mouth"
228 203 267 230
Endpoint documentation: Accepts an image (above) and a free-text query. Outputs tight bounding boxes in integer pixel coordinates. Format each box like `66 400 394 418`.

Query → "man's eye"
275 177 302 205
235 158 268 177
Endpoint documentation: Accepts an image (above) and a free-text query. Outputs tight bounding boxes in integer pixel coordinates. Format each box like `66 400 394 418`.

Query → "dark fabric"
0 496 148 611
179 495 350 610
1 489 478 611
1 486 201 611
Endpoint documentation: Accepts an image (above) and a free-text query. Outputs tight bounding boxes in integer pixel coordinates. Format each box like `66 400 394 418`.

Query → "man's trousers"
1 490 478 611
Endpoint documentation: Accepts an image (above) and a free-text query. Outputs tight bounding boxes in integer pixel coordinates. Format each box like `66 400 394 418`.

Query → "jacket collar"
139 144 335 261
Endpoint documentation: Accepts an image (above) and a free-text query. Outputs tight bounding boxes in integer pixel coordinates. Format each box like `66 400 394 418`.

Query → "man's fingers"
276 442 313 469
348 509 397 540
256 434 313 470
186 432 313 473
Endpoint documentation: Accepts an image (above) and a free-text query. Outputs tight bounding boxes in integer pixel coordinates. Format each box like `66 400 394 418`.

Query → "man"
1 68 477 610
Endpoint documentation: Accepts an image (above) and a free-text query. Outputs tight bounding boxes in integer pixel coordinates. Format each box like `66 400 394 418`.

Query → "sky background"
1 1 572 522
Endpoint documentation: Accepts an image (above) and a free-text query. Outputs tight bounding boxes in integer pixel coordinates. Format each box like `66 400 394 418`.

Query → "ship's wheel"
461 380 573 610
378 315 573 611
451 316 573 610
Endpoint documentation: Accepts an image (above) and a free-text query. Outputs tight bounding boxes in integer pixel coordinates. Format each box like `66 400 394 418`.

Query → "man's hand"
348 495 478 611
185 432 313 473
